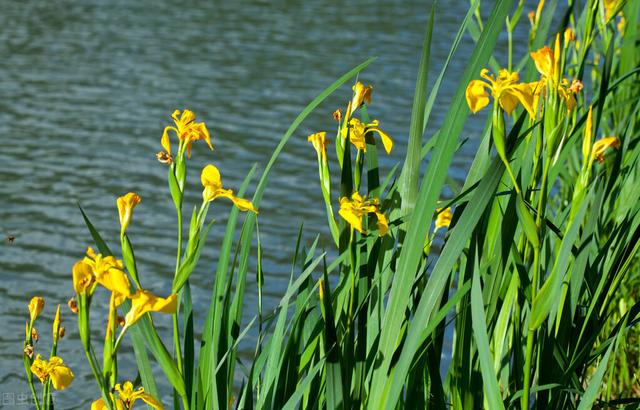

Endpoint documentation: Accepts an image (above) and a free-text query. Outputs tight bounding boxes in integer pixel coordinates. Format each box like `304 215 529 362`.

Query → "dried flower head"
24 344 34 359
67 298 78 314
156 151 173 164
569 79 584 93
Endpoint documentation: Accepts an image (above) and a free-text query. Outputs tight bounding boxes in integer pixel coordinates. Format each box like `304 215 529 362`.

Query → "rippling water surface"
0 0 531 407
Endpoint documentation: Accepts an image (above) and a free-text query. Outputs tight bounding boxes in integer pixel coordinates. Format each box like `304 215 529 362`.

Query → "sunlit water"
0 0 531 407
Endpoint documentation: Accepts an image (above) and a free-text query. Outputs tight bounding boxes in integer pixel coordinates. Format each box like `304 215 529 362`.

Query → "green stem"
354 149 364 192
28 378 41 410
522 159 550 409
176 208 183 269
173 313 184 376
41 381 49 410
346 227 357 332
507 18 513 71
522 248 539 410
172 174 186 408
83 346 113 410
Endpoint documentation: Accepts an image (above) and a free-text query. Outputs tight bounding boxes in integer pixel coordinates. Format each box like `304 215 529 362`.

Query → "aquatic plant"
21 0 640 408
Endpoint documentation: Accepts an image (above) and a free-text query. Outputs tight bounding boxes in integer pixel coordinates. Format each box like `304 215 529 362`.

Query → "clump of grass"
20 0 640 408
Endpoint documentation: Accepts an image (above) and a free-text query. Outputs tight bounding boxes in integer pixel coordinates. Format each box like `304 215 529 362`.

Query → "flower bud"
117 192 142 236
28 297 45 324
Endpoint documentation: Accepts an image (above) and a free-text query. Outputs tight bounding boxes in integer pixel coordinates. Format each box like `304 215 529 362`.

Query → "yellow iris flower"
435 207 453 231
124 289 177 327
308 132 330 164
201 164 257 213
530 36 578 112
592 137 620 164
81 248 131 305
28 296 45 323
161 109 212 158
465 69 535 117
341 118 394 154
30 354 74 390
117 192 141 236
338 192 388 236
351 82 373 111
91 381 163 410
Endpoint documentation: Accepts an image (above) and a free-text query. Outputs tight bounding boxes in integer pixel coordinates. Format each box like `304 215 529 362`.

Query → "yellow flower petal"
201 165 257 212
28 296 45 323
592 137 620 164
530 46 554 79
375 211 389 236
500 84 535 117
125 290 177 327
201 164 223 191
179 109 196 126
465 80 491 113
117 192 141 235
339 203 364 233
72 260 94 295
228 194 258 213
48 357 74 390
435 207 453 230
161 126 177 155
603 0 619 20
95 267 131 304
366 121 394 154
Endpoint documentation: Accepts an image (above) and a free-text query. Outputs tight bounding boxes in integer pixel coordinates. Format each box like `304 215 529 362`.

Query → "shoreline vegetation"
20 0 640 408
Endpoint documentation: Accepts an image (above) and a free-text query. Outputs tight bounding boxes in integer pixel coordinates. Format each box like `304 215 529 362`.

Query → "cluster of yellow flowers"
72 246 177 330
307 82 393 237
22 109 259 409
24 297 74 394
466 34 579 119
307 82 457 239
159 109 257 213
465 31 620 179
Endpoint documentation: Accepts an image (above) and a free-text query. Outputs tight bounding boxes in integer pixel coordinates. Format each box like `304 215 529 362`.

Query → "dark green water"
0 0 529 407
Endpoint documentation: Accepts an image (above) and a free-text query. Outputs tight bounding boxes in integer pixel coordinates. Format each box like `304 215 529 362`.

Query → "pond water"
0 0 530 407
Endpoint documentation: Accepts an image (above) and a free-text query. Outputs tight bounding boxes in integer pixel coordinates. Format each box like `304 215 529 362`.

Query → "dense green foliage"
21 0 640 409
